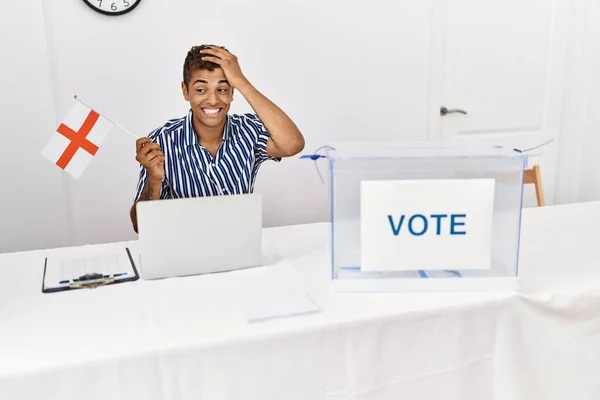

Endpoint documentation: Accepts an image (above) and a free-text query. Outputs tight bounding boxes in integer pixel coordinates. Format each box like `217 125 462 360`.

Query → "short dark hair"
183 44 228 87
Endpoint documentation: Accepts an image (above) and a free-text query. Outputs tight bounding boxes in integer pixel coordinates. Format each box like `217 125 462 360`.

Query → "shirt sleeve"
243 113 282 163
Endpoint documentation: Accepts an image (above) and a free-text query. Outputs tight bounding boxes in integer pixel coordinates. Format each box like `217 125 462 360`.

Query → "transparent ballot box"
326 142 527 292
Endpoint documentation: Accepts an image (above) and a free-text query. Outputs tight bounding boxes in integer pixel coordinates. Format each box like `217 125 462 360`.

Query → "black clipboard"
41 247 140 293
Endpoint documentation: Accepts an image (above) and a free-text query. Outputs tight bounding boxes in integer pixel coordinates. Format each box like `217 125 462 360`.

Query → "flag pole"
73 95 140 140
73 95 176 195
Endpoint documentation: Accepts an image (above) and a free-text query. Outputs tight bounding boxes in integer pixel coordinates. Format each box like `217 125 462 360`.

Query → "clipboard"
41 247 140 293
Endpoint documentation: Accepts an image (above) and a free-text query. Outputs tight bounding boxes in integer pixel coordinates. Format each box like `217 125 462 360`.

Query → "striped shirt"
133 110 280 201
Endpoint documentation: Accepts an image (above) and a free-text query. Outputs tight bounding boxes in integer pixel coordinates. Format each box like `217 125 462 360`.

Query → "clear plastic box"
326 142 527 292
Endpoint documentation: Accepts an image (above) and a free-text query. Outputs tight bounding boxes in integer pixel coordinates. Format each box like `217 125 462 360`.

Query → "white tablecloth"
1 201 600 400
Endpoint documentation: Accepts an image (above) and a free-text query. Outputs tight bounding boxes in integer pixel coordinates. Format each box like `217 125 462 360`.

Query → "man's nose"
206 90 218 104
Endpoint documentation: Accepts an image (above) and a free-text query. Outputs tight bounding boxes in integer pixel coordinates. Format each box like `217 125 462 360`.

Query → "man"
129 45 305 233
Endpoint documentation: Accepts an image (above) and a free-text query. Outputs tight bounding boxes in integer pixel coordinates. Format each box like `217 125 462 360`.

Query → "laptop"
135 193 263 280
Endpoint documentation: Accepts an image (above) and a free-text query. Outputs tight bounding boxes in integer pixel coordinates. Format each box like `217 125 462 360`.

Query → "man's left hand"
200 46 249 89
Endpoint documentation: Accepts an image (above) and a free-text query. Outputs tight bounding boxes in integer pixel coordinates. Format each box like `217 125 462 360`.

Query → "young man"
129 45 305 232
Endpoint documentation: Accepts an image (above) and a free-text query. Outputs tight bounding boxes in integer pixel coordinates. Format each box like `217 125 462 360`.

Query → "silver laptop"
135 193 263 280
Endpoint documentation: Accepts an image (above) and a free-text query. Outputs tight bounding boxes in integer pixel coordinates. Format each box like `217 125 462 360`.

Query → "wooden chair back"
523 164 545 206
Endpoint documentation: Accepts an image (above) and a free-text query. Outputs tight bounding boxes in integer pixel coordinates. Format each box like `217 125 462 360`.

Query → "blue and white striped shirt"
133 110 280 201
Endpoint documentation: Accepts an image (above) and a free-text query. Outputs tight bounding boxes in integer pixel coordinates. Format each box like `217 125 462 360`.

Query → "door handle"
440 106 467 116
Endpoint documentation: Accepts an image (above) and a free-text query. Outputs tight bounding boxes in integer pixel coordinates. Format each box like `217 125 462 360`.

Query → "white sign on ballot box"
360 179 495 272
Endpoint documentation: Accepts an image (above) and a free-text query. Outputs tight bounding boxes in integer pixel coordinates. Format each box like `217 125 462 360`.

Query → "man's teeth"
203 108 220 115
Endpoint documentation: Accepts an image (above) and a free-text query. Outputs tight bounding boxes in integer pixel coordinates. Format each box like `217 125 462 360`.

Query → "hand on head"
198 45 249 89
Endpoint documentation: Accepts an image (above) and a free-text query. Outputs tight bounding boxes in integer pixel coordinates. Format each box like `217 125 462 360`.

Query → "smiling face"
182 68 233 130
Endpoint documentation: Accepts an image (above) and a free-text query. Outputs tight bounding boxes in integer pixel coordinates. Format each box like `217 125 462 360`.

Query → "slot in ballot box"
325 142 527 292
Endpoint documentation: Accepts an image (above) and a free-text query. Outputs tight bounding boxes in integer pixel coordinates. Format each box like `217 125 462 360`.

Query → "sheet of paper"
235 261 321 323
43 247 136 289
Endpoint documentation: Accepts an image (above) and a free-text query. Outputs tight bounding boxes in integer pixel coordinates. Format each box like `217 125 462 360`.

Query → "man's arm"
236 81 305 158
129 177 162 234
199 46 305 158
131 137 166 233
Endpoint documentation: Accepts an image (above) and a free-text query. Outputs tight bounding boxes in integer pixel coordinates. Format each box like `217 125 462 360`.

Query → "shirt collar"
184 109 231 147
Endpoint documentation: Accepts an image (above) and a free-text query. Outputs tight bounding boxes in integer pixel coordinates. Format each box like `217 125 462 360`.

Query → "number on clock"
82 0 141 16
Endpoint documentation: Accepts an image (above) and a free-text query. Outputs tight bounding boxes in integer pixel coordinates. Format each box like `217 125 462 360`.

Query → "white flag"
42 101 114 179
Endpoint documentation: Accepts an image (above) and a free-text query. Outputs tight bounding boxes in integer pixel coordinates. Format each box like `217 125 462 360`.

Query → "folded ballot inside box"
324 142 527 292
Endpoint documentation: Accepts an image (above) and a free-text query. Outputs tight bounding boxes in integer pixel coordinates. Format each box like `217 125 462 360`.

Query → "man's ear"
181 81 189 101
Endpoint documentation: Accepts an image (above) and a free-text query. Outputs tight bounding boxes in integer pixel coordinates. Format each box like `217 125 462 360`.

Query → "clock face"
83 0 142 16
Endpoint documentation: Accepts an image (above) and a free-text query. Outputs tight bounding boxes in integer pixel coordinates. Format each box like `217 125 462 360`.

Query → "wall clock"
82 0 142 16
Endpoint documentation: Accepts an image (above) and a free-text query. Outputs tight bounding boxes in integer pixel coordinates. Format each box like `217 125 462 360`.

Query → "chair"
523 164 545 206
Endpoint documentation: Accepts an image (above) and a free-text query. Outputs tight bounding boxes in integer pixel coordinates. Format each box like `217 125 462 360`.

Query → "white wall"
1 0 435 252
555 0 600 205
0 2 71 253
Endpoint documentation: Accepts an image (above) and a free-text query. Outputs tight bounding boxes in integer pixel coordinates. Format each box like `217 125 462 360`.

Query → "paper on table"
235 261 321 323
43 247 136 289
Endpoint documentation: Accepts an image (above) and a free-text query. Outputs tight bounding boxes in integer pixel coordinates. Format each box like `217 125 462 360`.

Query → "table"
1 202 600 400
496 201 600 400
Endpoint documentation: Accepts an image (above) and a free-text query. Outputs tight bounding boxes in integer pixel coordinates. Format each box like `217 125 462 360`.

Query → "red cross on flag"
42 100 114 179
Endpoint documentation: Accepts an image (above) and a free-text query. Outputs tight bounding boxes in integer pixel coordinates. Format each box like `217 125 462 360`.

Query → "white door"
429 0 571 207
